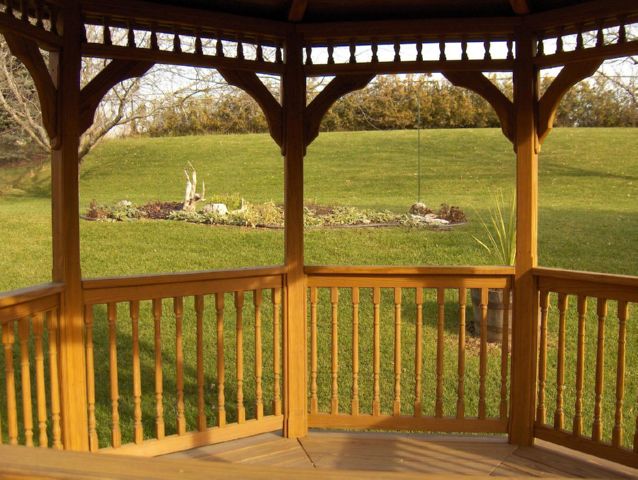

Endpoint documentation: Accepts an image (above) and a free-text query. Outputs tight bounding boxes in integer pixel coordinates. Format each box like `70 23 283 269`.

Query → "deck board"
164 431 638 478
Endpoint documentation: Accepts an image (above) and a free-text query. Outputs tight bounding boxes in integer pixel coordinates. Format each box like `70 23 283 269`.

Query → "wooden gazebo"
0 0 637 477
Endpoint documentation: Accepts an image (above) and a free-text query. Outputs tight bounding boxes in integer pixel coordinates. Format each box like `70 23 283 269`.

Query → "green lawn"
1 128 636 290
0 128 636 449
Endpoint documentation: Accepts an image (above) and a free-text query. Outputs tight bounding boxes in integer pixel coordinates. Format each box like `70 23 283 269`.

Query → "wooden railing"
0 283 64 449
305 266 514 434
81 267 285 455
533 267 638 469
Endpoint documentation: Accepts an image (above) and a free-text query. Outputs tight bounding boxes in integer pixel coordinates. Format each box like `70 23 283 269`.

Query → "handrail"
533 267 638 288
82 266 286 304
306 265 515 276
83 266 286 289
534 267 638 303
0 282 64 309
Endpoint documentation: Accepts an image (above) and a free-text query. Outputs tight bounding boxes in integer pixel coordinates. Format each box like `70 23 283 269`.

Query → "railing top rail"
0 282 64 309
82 266 286 290
305 265 515 277
533 267 638 289
82 266 286 304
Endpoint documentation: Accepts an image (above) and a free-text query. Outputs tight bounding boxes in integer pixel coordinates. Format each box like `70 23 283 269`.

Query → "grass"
0 128 636 449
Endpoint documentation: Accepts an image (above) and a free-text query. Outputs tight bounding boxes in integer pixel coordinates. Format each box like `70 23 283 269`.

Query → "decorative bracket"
537 59 603 144
3 32 57 143
218 68 283 148
304 74 375 149
288 0 309 21
79 60 153 135
443 71 515 145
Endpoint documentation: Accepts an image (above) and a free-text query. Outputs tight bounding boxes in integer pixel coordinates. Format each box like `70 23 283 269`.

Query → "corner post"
282 30 308 437
50 3 89 450
509 28 540 446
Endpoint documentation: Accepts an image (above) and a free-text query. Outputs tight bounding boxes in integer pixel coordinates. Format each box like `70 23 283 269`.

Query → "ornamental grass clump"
473 191 516 265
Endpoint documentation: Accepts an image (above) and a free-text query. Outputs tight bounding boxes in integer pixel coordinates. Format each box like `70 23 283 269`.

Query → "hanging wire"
416 88 422 203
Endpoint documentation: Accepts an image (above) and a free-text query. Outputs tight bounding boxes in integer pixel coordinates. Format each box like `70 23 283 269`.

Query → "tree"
0 28 152 162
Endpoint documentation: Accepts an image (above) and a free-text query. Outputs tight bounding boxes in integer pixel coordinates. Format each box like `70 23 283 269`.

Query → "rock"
203 203 228 215
429 218 450 225
409 202 432 216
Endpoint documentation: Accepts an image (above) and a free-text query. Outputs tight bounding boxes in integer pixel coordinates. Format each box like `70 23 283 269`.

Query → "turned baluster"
47 311 62 449
537 290 550 424
461 38 469 61
173 28 181 53
351 287 360 415
150 24 159 51
372 287 381 416
195 295 206 431
174 297 186 435
435 288 445 418
216 32 224 57
612 301 628 447
33 313 48 448
215 292 226 426
414 288 423 417
152 299 165 439
457 288 467 419
18 317 34 446
330 287 339 414
272 288 282 416
305 45 312 65
573 295 587 436
554 293 568 430
84 306 98 450
127 21 135 48
478 288 488 419
103 17 112 46
438 38 446 61
195 29 203 55
499 286 511 420
327 43 335 64
310 287 318 414
370 42 378 63
235 291 246 423
107 303 121 447
591 298 607 442
254 290 264 419
393 288 402 416
484 37 491 60
349 42 356 64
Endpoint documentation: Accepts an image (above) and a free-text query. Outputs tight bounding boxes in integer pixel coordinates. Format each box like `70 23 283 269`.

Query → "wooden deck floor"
165 431 638 478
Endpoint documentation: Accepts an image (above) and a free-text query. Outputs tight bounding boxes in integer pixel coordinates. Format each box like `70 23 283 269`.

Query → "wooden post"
50 3 89 451
282 29 308 438
509 28 540 447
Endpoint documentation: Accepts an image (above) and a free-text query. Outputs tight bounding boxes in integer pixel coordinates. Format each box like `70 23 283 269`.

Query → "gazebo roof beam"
0 10 62 50
288 0 308 22
81 43 285 75
298 17 520 45
81 0 290 43
305 59 514 77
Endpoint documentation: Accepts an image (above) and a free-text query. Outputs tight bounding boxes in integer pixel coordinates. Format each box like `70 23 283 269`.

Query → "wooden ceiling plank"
527 0 638 32
288 0 308 22
80 0 290 42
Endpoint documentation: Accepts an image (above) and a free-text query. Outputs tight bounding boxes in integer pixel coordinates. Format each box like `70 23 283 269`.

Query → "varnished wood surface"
167 431 638 478
2 431 637 479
